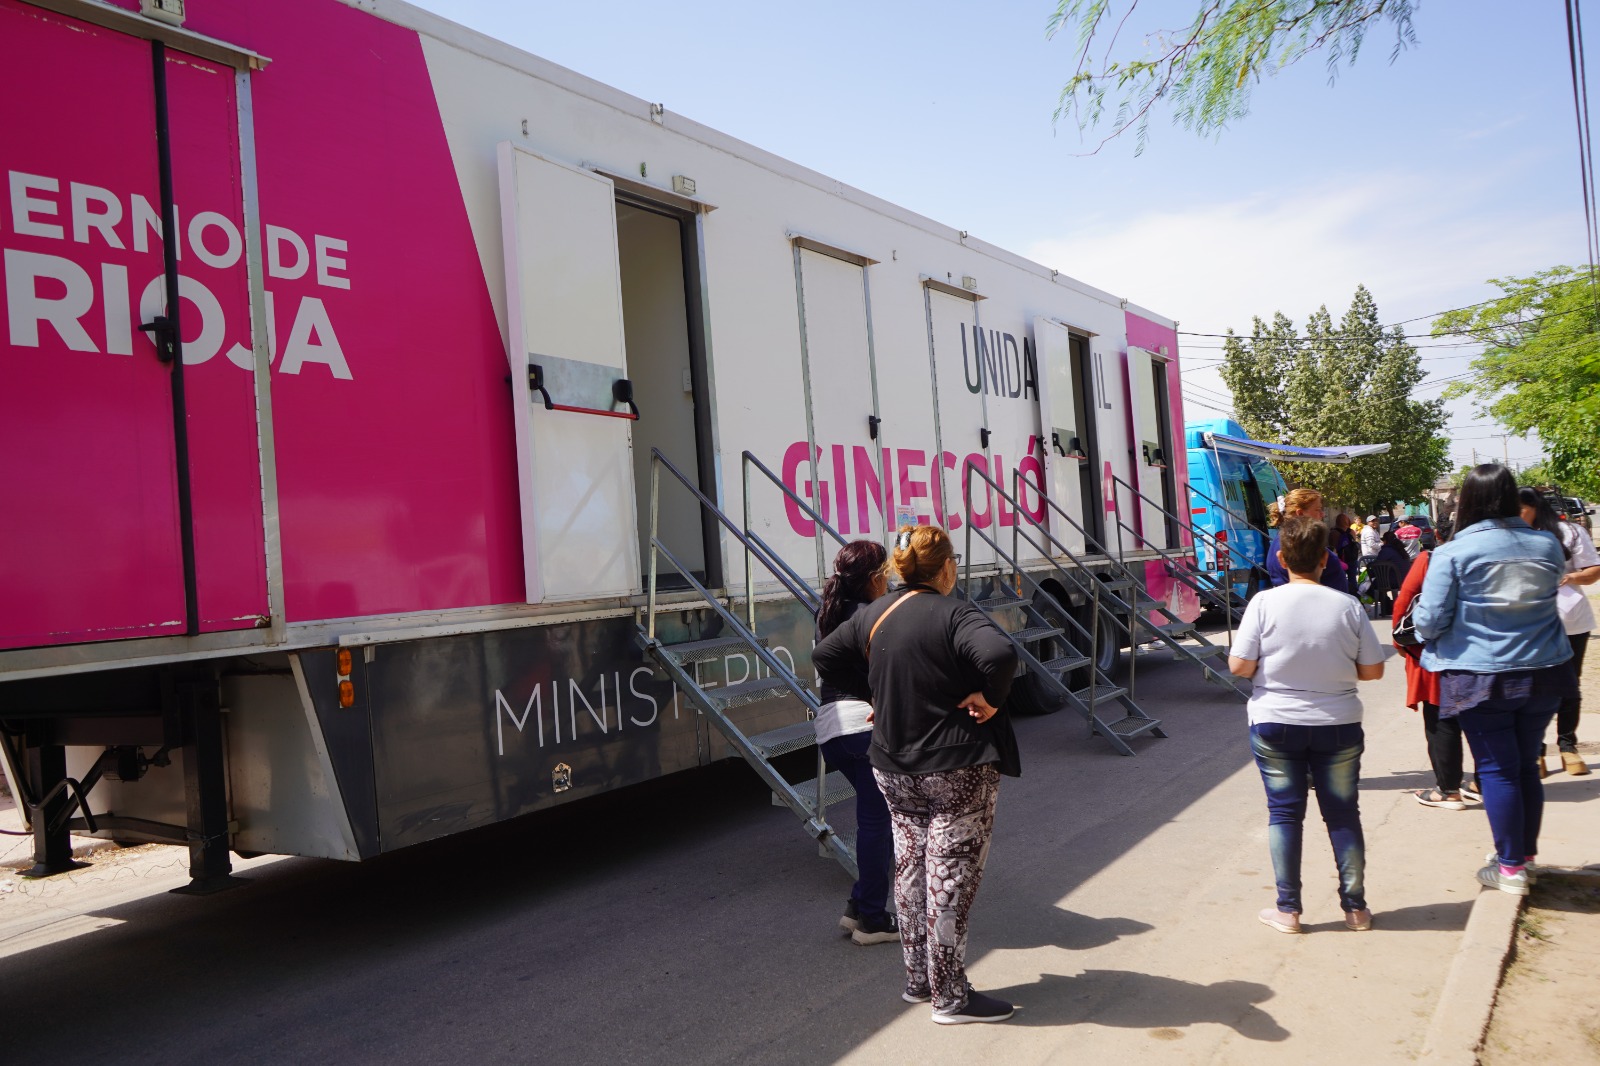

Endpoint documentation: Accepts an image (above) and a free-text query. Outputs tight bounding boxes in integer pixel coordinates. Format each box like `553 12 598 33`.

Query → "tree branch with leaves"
1048 0 1417 152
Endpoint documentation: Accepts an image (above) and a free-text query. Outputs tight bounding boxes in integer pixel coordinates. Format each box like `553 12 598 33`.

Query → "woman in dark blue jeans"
1413 465 1575 895
814 539 896 944
1229 516 1387 933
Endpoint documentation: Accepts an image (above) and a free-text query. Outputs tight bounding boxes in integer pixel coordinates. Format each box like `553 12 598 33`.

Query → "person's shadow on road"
984 969 1290 1039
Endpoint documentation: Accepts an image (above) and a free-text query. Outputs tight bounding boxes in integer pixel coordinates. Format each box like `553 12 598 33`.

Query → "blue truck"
1185 418 1390 607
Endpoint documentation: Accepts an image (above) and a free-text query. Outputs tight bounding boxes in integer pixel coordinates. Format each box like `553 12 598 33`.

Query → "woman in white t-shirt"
1519 489 1600 776
1229 515 1388 934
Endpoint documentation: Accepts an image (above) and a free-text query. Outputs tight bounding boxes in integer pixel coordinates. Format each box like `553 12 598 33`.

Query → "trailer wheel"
1071 598 1123 688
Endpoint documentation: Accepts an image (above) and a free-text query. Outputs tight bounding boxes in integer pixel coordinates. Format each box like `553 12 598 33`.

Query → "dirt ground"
1480 873 1600 1065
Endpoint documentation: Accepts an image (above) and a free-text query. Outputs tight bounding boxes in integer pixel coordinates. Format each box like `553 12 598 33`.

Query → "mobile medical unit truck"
1 0 1207 889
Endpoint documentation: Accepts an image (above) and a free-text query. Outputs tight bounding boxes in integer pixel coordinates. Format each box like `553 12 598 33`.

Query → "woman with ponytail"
813 524 1020 1025
814 539 896 945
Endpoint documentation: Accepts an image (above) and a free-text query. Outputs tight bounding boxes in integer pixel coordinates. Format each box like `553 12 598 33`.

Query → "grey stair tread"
1131 597 1162 611
659 633 770 663
1100 714 1164 738
1073 685 1129 703
974 592 1031 611
1185 644 1228 658
1012 625 1065 643
748 718 819 757
706 676 793 710
1098 576 1134 590
772 769 855 810
1039 654 1091 673
1153 621 1196 637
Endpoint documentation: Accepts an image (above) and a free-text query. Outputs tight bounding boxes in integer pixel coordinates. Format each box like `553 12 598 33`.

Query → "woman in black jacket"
812 524 1019 1025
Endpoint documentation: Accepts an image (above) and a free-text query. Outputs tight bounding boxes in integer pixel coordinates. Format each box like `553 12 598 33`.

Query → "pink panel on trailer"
106 0 525 622
1126 312 1199 623
1 6 170 648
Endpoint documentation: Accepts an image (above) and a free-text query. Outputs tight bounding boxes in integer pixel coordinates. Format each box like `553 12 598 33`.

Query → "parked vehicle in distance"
1396 515 1437 550
1562 497 1593 533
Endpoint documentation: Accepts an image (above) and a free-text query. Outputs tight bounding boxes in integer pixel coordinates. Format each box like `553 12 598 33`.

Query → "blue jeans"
1457 692 1559 866
820 732 893 922
1249 722 1367 913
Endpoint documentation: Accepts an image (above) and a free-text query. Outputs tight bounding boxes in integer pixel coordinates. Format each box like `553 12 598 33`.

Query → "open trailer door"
498 143 641 603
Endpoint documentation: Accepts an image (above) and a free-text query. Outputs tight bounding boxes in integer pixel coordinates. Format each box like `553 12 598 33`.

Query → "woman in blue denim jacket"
1412 464 1575 896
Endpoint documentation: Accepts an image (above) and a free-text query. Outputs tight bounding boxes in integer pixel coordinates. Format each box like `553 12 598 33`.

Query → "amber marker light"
338 680 355 708
336 648 353 676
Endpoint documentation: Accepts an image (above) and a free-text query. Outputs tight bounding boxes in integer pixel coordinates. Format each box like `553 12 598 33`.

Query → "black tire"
1072 597 1123 687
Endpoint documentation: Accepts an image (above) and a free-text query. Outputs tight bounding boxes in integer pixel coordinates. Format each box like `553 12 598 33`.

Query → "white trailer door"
1032 317 1088 556
796 240 883 551
498 143 640 602
1126 345 1173 551
924 282 993 565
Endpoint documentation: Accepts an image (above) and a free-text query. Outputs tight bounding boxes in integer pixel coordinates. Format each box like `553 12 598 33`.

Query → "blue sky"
409 0 1592 472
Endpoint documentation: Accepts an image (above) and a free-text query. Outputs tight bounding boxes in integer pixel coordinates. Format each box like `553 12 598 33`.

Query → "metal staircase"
960 463 1166 754
635 448 861 876
1104 472 1267 685
967 461 1250 703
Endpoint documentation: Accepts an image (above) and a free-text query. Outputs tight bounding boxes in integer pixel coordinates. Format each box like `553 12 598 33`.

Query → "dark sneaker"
839 899 861 935
902 989 931 1004
1476 863 1529 896
932 987 1014 1025
851 913 900 946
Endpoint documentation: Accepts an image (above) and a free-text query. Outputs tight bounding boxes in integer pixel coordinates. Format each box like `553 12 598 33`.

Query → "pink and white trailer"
0 0 1204 889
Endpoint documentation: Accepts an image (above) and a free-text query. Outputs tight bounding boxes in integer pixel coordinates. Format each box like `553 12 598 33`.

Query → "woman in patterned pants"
813 524 1020 1024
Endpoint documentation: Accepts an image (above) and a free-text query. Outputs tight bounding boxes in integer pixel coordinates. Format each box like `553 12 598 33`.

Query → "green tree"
1048 0 1417 151
1434 266 1600 499
1219 284 1451 513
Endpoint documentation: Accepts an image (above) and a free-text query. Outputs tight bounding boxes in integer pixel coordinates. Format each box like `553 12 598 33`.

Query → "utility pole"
1495 433 1510 466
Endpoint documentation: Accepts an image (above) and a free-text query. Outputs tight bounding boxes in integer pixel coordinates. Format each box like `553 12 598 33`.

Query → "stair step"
1131 597 1162 611
974 592 1031 611
1013 625 1064 643
772 769 855 811
1153 620 1195 639
1073 685 1129 704
748 718 819 758
706 676 794 711
1186 644 1228 658
659 633 770 664
1100 714 1164 739
1098 576 1134 590
1039 654 1091 673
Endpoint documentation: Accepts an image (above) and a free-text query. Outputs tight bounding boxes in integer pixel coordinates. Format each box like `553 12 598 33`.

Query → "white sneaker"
1477 863 1529 896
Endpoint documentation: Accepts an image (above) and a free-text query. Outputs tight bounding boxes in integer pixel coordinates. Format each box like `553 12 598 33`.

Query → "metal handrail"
961 459 1151 630
1108 470 1268 586
648 448 817 638
647 534 844 845
740 450 849 629
959 513 1104 721
647 452 845 840
1107 470 1252 644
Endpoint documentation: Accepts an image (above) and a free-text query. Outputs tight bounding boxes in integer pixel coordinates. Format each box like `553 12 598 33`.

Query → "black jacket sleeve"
812 608 872 700
950 602 1018 707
